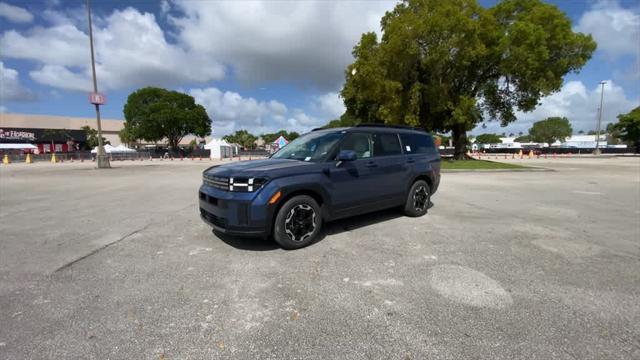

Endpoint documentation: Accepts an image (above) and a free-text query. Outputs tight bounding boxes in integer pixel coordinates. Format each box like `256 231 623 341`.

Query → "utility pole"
594 80 606 155
87 0 110 168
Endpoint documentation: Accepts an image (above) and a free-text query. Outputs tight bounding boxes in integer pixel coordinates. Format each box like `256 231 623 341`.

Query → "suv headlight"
229 177 268 192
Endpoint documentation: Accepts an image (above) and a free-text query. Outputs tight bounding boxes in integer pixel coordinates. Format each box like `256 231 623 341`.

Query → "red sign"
89 92 106 105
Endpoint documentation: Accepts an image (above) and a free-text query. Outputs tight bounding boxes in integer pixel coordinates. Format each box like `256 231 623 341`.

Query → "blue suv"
199 124 441 249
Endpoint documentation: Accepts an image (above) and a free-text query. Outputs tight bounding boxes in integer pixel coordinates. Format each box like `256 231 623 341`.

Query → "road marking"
572 190 603 195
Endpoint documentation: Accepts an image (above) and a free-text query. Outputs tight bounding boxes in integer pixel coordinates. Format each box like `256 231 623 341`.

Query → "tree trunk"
452 125 468 160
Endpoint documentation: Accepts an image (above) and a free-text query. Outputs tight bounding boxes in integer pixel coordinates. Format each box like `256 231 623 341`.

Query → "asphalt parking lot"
1 157 639 359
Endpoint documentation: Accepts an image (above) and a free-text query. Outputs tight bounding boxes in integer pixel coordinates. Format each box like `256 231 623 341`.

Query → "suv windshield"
271 131 344 162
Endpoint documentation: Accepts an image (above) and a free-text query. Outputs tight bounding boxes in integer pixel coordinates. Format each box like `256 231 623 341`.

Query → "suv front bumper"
198 183 277 238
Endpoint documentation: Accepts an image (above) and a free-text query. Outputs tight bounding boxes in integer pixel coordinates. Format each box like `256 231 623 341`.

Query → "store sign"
89 92 106 105
0 128 36 141
0 128 87 143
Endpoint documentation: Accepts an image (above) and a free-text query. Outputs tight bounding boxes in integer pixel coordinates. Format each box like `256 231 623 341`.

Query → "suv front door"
329 132 380 217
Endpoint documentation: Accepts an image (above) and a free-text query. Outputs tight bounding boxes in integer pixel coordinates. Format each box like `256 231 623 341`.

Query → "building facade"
0 113 208 152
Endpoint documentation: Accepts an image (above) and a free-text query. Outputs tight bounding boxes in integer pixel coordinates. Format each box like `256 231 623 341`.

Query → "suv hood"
204 159 318 178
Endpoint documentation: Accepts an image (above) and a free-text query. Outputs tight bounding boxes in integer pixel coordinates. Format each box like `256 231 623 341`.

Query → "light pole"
594 80 606 155
87 0 110 168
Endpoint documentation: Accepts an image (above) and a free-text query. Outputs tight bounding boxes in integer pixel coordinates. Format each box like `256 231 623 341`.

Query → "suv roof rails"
355 123 426 132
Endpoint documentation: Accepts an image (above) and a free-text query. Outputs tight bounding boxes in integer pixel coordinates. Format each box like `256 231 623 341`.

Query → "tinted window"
338 133 372 159
372 133 402 157
271 131 344 162
400 133 434 154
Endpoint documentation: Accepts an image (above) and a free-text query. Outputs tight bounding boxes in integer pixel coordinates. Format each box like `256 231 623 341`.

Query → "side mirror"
336 150 357 167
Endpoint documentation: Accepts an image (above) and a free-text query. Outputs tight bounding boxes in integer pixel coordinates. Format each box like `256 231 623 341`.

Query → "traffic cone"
528 150 533 159
2 154 10 164
26 153 32 164
51 153 57 163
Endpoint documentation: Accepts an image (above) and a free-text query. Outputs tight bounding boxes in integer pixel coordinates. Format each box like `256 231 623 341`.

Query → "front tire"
273 195 322 250
404 180 431 217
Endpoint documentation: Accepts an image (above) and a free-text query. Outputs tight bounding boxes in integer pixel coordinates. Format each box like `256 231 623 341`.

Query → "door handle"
407 159 416 164
366 161 378 168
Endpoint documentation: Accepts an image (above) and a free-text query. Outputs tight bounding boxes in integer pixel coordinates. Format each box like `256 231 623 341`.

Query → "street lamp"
594 80 606 155
87 0 110 168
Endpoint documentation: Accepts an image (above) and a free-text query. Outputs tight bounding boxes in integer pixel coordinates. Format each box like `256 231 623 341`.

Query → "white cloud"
0 61 36 101
189 87 322 136
29 65 91 92
171 0 393 90
0 2 33 23
313 91 345 119
1 8 224 91
476 80 639 134
575 1 640 60
0 1 394 92
160 0 170 15
1 25 88 67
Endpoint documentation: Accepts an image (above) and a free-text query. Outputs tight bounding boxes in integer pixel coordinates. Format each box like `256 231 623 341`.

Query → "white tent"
0 143 37 150
91 144 116 154
91 144 137 154
113 144 136 153
204 138 233 159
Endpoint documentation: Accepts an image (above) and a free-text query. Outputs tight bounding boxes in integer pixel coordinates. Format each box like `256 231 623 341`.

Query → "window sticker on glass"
406 146 411 152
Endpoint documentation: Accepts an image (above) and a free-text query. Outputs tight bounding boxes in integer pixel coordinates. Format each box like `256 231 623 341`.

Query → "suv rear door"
369 132 408 204
399 132 440 189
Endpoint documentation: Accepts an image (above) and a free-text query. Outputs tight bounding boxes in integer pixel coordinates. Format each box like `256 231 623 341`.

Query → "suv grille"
203 175 229 190
202 175 267 192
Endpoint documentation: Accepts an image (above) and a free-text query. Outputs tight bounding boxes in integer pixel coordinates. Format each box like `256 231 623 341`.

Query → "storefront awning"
0 143 37 150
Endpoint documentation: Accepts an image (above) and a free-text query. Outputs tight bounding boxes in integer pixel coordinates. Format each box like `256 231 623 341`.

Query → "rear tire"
273 195 322 250
404 180 431 217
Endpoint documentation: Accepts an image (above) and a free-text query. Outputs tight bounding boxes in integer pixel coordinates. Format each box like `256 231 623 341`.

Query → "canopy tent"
90 144 130 154
113 144 136 153
0 143 37 150
204 138 234 159
273 136 288 148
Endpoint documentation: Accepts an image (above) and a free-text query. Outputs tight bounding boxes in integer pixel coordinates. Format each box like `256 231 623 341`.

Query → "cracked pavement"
0 158 639 359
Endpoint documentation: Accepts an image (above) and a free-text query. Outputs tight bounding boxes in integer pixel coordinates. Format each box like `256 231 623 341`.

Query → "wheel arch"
267 186 328 237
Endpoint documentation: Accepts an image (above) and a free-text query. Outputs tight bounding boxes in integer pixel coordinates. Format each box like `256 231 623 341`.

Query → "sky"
0 0 638 137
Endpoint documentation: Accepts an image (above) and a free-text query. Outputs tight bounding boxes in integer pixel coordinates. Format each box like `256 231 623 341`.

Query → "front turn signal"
269 191 282 205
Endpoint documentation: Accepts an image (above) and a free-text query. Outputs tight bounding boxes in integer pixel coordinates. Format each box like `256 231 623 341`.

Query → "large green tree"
123 87 211 150
612 106 640 153
341 0 596 159
224 130 257 149
80 126 110 149
528 116 572 145
117 127 137 147
475 133 502 144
